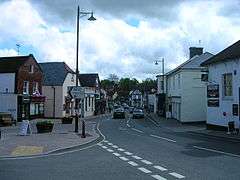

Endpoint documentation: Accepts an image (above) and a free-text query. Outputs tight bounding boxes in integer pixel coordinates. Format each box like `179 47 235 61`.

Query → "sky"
0 0 240 80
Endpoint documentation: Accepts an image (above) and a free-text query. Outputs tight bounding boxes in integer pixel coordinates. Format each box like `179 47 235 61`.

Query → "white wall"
207 58 240 128
0 73 15 93
0 94 18 120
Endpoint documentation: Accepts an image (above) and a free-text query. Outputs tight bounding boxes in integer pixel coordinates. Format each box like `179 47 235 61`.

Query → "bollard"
81 120 86 138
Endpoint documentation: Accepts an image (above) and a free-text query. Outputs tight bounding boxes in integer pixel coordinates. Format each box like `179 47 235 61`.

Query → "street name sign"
70 86 85 99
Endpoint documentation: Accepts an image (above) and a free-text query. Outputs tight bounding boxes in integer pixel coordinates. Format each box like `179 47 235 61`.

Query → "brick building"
0 54 45 121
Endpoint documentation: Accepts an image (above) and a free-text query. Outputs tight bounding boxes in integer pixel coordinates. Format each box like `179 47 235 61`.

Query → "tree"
138 78 157 93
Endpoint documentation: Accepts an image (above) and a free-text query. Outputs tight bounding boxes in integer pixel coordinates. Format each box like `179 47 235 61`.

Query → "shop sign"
208 99 219 107
207 84 219 98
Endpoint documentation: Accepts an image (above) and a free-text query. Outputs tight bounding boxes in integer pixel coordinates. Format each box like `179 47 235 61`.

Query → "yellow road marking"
11 146 44 156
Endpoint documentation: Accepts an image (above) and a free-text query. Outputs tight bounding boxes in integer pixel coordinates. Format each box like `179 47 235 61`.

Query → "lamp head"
88 12 96 21
155 61 158 65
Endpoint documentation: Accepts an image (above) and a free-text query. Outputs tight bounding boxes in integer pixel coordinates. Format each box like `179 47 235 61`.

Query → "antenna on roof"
198 40 201 46
16 44 21 55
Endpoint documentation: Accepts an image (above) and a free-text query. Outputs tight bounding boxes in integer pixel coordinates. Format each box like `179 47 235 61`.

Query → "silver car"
132 109 144 119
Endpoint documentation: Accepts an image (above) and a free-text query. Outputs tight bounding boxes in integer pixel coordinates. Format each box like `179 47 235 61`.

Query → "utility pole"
16 44 21 55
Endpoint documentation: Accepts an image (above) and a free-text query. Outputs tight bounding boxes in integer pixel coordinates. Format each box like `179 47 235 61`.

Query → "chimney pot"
189 47 203 59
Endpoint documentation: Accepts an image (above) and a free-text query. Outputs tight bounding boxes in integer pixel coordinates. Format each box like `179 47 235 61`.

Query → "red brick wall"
17 57 43 95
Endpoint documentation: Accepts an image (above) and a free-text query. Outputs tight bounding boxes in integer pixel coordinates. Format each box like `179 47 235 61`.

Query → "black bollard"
81 120 86 138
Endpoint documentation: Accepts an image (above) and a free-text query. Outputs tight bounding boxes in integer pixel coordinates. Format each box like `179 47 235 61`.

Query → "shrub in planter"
61 117 73 124
36 120 54 133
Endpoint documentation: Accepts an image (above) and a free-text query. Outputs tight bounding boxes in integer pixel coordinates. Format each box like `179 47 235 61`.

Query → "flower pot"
36 122 54 133
61 117 73 124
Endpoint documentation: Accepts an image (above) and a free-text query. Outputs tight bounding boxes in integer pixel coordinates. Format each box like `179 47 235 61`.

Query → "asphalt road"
1 114 240 180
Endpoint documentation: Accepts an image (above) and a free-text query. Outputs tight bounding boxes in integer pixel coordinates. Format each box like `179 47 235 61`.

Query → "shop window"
223 73 232 97
23 81 29 94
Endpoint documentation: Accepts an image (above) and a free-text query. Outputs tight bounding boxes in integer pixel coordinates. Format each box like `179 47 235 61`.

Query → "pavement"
0 114 109 157
146 112 240 142
1 113 240 179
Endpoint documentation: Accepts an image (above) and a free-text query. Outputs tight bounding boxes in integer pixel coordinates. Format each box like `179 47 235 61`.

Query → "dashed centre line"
112 145 118 148
138 167 152 174
106 149 114 152
118 148 125 151
113 152 121 156
132 155 142 160
119 156 129 161
128 161 138 166
141 159 153 165
169 172 185 179
108 143 113 145
102 146 107 149
124 152 133 155
153 165 167 171
151 174 167 180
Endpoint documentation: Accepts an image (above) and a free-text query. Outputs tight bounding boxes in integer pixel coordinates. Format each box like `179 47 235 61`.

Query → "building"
0 54 45 121
79 73 100 116
39 62 77 118
160 47 213 122
201 40 240 130
129 89 143 108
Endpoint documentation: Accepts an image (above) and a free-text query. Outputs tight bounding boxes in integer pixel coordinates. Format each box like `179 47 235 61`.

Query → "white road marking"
132 155 142 160
150 134 176 143
141 159 153 165
113 153 121 156
128 161 138 166
106 149 114 152
118 148 125 151
131 128 144 133
119 156 129 161
127 124 130 127
169 172 185 179
98 143 103 146
193 145 240 158
124 152 133 155
153 165 167 171
151 175 167 180
103 140 108 143
102 146 107 149
112 145 118 148
108 143 113 145
138 167 152 174
146 116 159 127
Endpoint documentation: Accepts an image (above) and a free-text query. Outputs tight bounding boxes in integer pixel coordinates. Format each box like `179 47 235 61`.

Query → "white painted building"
129 89 143 108
162 47 213 122
201 40 240 130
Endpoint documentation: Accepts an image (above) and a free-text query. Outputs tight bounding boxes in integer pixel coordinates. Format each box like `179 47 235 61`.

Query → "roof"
39 62 74 86
0 54 34 73
79 73 99 87
201 40 240 66
166 52 213 76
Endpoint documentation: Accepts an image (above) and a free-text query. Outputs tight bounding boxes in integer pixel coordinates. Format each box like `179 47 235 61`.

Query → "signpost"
69 86 85 99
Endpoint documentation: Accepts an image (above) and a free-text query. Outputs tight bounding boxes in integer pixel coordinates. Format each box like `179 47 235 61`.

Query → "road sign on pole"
69 86 85 99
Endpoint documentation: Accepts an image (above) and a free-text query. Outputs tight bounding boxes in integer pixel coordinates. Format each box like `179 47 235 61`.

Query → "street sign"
69 86 85 99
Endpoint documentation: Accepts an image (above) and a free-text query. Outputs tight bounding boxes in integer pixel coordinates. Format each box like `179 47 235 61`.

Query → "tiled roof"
39 62 74 86
0 54 33 73
79 73 99 87
201 40 240 66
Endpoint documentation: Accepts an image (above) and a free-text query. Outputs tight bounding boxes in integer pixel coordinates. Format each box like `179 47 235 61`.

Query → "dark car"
129 107 134 113
113 108 125 119
132 109 144 119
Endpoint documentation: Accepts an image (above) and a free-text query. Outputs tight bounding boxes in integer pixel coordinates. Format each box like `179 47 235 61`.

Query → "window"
223 73 232 97
178 74 181 89
168 78 171 90
173 76 175 90
29 65 34 73
33 82 38 93
71 74 74 82
88 97 91 107
92 98 94 112
85 97 87 111
23 81 29 94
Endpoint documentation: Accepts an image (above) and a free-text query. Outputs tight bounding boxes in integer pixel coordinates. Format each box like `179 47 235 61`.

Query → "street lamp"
155 58 165 93
75 6 96 137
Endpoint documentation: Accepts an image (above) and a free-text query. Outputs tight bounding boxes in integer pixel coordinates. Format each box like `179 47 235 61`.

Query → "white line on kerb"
131 128 144 133
151 174 167 180
132 155 142 160
193 145 240 158
119 156 129 161
128 161 138 166
113 153 120 156
117 148 125 151
169 172 185 179
153 165 167 171
138 167 152 174
124 152 133 155
150 134 176 143
141 159 153 165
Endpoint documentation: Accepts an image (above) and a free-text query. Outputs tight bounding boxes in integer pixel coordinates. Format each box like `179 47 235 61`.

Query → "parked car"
128 107 134 113
132 109 144 119
113 108 125 119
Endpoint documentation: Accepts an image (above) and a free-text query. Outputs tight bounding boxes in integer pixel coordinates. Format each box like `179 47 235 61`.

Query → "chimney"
189 47 203 59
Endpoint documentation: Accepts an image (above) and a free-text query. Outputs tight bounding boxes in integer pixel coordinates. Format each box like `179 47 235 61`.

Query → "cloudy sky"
0 0 240 80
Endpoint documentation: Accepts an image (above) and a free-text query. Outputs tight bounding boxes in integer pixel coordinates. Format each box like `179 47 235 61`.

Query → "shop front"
17 95 31 122
30 95 45 119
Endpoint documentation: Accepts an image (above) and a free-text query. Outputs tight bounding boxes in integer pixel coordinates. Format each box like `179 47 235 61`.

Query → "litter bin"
228 121 235 133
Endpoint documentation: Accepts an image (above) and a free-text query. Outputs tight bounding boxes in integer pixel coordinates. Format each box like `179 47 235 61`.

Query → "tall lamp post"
75 6 96 136
155 58 165 93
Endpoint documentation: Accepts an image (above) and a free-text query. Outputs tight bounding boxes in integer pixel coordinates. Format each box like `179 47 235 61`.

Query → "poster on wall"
208 99 219 107
207 85 219 98
232 104 239 116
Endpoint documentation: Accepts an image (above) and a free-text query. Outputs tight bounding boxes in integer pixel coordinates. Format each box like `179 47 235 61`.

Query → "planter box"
36 123 54 133
61 117 73 124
